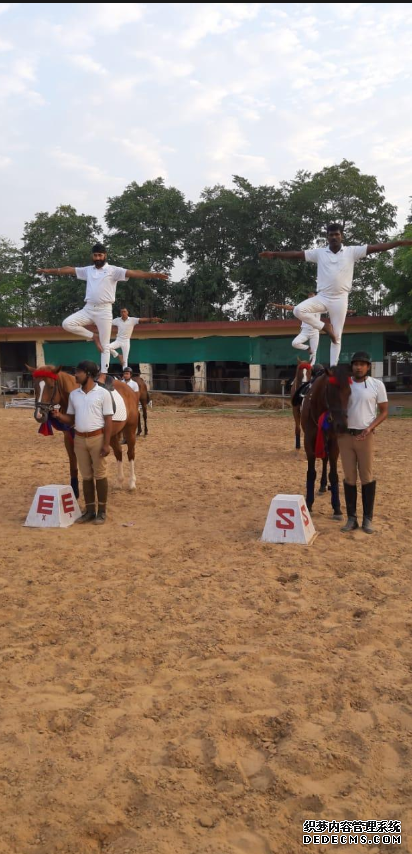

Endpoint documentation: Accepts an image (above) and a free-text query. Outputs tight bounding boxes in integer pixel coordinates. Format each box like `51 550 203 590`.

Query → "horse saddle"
292 381 311 407
97 376 116 413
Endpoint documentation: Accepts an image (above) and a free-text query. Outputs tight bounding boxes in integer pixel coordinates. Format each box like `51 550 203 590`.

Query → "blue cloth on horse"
38 416 75 441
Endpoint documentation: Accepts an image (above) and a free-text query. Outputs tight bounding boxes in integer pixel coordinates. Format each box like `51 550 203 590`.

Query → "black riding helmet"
351 351 371 365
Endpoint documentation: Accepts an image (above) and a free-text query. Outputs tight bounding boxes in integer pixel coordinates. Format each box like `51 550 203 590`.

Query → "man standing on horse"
36 244 168 384
110 307 163 368
339 352 388 534
52 360 114 525
260 226 412 365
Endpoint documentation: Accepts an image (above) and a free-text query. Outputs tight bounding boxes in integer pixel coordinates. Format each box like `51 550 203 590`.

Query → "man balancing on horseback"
260 225 412 365
37 243 168 384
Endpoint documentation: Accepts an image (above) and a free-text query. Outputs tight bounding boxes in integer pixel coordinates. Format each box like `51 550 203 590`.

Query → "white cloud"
70 54 107 75
180 3 262 49
97 2 146 31
0 59 44 104
0 37 13 51
133 51 193 81
0 155 12 168
114 130 170 179
51 148 109 182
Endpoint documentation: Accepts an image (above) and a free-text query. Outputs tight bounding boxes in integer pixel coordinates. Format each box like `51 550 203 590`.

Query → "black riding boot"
94 477 108 524
341 481 359 532
76 479 96 523
362 480 376 534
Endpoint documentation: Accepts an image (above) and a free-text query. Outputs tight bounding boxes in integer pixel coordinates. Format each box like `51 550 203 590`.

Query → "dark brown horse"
291 360 328 494
28 365 140 492
301 364 351 518
135 375 150 436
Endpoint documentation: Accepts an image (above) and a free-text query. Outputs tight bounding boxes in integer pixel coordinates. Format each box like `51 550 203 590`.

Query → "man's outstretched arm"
259 250 305 260
366 240 412 255
36 267 76 275
126 269 169 280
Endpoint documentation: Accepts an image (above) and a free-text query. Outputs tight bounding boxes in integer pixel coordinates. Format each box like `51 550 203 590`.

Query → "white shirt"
121 378 139 392
67 384 114 432
75 263 129 305
112 316 140 339
347 377 388 430
304 245 368 297
301 315 321 335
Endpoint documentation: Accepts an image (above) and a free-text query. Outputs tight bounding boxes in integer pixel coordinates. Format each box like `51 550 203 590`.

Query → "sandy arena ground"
0 405 411 854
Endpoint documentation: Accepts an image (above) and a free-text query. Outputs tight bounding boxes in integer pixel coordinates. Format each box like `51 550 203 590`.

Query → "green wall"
43 332 384 368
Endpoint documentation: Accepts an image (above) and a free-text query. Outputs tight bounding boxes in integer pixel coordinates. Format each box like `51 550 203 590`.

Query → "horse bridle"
308 377 346 429
33 370 59 421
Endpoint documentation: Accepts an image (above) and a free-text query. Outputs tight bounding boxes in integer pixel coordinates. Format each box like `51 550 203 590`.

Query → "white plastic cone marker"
261 493 316 545
24 485 81 528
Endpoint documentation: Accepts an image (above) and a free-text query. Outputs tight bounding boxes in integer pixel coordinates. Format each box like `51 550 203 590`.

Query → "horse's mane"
330 363 351 388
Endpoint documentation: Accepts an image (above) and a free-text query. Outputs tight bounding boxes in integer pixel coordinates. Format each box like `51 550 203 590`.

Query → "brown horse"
301 364 351 518
290 359 328 494
135 375 150 436
28 365 140 492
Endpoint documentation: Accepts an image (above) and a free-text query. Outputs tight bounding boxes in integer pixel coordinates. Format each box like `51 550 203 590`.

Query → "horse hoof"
332 513 343 521
318 486 327 494
128 485 136 492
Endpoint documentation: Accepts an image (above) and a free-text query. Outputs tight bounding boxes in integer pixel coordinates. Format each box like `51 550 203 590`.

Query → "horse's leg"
293 405 301 450
328 438 343 519
137 410 142 436
110 430 124 488
124 423 136 490
304 429 316 511
142 402 148 436
64 433 79 498
319 455 328 494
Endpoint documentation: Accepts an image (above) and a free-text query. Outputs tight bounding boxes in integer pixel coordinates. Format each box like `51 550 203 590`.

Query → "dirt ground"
0 406 411 854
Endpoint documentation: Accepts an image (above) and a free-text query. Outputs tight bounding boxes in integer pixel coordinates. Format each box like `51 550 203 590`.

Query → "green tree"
170 184 239 320
105 178 190 317
22 205 100 324
0 237 33 326
230 176 317 319
381 223 412 337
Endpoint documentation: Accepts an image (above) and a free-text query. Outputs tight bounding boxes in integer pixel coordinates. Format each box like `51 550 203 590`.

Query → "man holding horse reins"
36 244 168 384
52 360 114 525
339 352 388 534
260 226 412 365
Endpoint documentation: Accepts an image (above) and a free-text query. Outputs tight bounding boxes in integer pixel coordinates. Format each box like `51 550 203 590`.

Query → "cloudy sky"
1 1 412 246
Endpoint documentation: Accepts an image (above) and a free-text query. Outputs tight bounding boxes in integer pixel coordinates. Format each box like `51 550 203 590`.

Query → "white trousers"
292 329 320 365
110 338 130 367
62 302 113 374
293 294 348 365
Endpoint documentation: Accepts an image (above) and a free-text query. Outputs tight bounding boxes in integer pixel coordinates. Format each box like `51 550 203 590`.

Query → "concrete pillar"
139 363 153 390
249 363 262 394
35 339 45 367
192 361 207 392
371 361 384 379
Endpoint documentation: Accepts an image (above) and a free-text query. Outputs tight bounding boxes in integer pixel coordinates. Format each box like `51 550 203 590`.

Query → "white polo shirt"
113 316 140 339
75 264 129 305
347 377 388 430
67 384 114 432
304 245 368 297
121 378 139 392
301 314 321 335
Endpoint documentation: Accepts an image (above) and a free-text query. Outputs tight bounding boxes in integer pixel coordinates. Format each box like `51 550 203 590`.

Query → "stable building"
1 316 411 394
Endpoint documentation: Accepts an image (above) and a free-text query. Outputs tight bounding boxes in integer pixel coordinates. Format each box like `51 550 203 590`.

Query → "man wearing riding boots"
339 352 388 534
36 244 168 385
53 360 113 525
